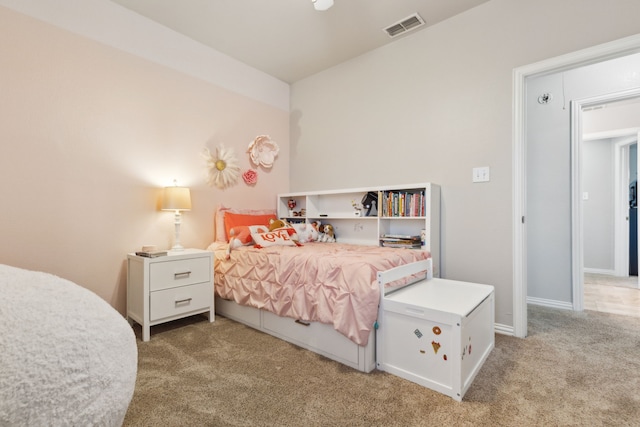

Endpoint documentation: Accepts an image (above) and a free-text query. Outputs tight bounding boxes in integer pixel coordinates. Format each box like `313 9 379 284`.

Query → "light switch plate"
473 167 490 183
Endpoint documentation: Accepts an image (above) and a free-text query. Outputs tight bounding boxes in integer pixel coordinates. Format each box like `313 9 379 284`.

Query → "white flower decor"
203 144 240 189
247 135 279 168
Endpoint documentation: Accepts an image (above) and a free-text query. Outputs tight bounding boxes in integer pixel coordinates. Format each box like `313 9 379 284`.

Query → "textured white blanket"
0 264 137 426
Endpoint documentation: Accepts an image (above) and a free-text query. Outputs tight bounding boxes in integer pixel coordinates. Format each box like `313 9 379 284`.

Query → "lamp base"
171 211 185 251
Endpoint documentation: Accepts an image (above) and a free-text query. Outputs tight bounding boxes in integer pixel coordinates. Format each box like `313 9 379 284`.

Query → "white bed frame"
214 258 432 373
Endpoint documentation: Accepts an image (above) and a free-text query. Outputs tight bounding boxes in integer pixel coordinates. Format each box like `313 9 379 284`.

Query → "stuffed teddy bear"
268 218 302 245
268 218 289 231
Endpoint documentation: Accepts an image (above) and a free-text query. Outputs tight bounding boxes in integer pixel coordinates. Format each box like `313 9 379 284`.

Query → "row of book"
379 234 423 249
380 191 425 217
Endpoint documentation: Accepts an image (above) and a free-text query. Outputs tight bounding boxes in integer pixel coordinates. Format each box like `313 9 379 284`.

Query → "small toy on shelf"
351 200 363 217
287 199 296 216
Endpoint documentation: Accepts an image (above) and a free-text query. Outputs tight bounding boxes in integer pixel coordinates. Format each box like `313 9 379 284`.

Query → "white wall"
0 5 290 314
0 0 289 111
291 0 640 329
582 139 615 271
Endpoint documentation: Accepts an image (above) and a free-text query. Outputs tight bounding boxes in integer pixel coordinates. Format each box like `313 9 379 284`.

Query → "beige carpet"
123 305 640 426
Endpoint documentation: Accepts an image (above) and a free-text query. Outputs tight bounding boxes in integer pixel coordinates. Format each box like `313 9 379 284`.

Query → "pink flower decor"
242 169 258 185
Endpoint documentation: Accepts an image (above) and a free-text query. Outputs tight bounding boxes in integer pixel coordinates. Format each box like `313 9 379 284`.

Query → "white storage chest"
376 277 494 401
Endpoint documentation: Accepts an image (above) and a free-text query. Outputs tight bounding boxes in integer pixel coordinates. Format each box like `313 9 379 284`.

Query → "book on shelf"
379 234 422 248
380 241 422 249
380 234 421 241
135 250 168 258
381 190 426 217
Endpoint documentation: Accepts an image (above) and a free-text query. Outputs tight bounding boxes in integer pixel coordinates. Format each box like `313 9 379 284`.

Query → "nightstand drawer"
149 281 211 321
149 256 211 291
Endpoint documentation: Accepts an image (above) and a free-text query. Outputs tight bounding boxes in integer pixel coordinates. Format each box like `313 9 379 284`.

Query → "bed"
207 206 431 372
0 264 138 426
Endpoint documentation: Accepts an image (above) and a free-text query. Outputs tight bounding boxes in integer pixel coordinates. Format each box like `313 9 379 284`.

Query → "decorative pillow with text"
251 229 297 247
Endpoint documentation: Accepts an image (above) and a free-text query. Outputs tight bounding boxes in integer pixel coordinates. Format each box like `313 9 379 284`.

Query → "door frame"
613 136 637 277
612 134 638 276
580 130 639 279
512 34 640 338
571 93 640 312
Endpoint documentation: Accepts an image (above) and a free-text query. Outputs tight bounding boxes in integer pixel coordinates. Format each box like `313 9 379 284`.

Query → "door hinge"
522 216 525 224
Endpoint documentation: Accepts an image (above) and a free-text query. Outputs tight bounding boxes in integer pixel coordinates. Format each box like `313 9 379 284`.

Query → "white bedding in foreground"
0 264 137 427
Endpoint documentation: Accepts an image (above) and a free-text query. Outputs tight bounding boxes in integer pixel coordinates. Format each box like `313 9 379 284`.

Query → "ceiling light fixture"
312 0 334 11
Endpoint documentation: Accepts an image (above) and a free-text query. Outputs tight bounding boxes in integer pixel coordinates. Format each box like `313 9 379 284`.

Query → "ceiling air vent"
384 13 425 38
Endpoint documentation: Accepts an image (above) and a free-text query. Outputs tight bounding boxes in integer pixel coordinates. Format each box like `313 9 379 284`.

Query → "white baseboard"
584 268 616 275
494 323 513 336
526 297 574 310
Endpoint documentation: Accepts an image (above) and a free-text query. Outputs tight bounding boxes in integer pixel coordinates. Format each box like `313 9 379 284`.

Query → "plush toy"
292 222 319 243
226 224 269 259
323 224 336 242
318 223 336 243
268 218 302 245
268 218 289 231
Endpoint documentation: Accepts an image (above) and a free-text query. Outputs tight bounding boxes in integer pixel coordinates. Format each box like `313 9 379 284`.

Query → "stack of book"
135 250 168 258
379 234 422 249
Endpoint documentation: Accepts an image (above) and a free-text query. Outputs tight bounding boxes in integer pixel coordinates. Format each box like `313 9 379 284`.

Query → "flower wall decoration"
242 169 258 185
247 135 279 169
203 144 240 189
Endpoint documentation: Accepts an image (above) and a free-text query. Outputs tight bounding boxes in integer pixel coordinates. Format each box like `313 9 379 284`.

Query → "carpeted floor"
123 305 640 426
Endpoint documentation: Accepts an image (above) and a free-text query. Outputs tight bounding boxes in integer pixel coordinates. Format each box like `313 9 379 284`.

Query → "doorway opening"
578 97 640 316
571 91 640 312
513 34 640 338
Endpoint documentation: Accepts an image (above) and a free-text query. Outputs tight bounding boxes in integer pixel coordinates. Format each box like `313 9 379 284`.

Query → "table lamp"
162 181 192 251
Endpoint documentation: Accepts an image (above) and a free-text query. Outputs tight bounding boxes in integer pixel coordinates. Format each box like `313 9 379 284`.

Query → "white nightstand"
126 248 214 341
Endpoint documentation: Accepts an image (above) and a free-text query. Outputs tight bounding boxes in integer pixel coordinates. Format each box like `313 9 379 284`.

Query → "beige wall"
290 0 640 328
0 7 289 313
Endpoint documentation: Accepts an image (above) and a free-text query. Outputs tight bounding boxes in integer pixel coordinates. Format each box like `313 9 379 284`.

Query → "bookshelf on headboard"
278 183 440 277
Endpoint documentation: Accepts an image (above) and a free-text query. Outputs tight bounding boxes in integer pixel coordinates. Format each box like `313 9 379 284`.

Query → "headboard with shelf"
278 183 440 277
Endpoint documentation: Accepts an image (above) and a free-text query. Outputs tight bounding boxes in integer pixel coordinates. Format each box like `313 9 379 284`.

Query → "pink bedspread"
210 242 429 346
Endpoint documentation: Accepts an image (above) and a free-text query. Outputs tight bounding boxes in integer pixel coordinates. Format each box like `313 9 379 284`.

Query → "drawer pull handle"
295 319 310 327
174 271 192 279
175 298 192 305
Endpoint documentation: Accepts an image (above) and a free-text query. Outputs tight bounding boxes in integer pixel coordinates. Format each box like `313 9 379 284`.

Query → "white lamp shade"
162 186 191 211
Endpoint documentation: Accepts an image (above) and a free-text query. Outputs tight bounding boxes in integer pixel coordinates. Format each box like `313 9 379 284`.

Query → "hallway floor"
584 273 640 318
